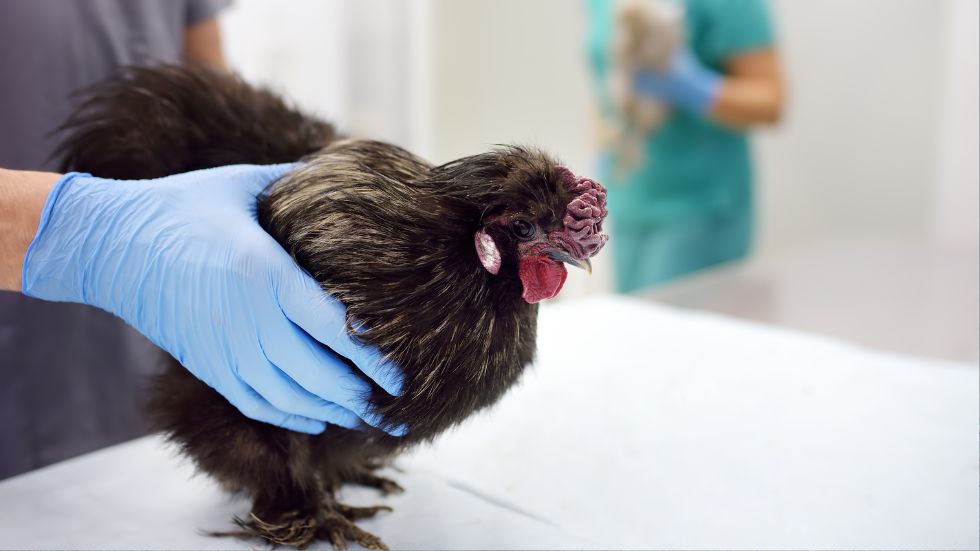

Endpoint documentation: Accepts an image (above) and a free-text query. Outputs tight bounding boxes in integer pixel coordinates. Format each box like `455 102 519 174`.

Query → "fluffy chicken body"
55 65 607 549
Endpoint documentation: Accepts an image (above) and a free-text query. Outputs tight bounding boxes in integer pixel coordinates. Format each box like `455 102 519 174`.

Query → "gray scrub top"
0 0 227 479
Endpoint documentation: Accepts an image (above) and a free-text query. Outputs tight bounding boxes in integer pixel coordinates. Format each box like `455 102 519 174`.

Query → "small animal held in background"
605 0 683 172
56 65 608 550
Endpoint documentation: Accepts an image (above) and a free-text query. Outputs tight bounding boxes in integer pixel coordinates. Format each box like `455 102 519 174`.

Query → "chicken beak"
545 248 592 274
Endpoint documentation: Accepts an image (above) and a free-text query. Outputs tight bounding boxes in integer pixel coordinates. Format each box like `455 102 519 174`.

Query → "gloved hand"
22 164 406 436
633 48 722 116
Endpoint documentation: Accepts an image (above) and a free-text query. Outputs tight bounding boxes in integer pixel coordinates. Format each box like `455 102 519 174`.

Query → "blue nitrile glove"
22 164 406 436
633 48 722 116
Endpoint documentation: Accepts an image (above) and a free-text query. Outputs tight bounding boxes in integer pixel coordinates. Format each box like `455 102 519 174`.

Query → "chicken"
55 64 608 550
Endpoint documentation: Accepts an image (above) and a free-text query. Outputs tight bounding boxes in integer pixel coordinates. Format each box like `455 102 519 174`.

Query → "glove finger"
260 317 408 437
276 269 404 396
254 162 298 188
319 402 365 431
236 357 362 430
207 162 299 197
222 377 326 434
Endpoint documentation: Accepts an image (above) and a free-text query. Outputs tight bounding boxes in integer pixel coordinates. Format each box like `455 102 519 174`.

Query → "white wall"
221 0 425 148
423 1 594 173
932 0 979 252
345 0 413 146
754 0 948 253
219 1 352 129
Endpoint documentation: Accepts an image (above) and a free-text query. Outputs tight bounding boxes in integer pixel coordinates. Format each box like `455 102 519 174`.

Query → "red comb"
556 166 609 259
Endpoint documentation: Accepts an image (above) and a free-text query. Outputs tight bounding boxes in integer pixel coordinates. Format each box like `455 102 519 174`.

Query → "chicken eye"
511 219 535 241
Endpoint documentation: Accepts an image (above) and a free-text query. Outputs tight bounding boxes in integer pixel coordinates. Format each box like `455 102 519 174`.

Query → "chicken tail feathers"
52 63 337 180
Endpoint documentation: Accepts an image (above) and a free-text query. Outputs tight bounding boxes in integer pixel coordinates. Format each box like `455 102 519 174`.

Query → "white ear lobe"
474 229 501 275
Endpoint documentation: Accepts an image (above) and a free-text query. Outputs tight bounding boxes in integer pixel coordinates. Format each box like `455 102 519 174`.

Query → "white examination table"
1 296 976 549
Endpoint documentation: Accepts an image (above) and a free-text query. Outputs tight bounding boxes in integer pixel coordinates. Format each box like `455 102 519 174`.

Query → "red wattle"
518 255 568 304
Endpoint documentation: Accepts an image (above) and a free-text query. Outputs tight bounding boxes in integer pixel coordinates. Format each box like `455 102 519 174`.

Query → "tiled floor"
638 232 979 364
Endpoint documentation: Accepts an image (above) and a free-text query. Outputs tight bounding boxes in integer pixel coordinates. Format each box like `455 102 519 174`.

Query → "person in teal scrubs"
586 0 785 292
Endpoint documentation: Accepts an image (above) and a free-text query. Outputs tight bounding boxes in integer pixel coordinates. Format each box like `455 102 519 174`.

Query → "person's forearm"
183 18 226 70
709 76 784 129
0 169 59 291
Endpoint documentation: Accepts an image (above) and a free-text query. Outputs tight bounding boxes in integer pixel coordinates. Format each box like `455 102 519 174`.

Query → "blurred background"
0 2 976 547
220 0 978 364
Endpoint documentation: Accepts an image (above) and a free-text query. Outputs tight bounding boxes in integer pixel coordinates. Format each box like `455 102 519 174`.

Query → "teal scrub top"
586 0 773 292
587 0 773 225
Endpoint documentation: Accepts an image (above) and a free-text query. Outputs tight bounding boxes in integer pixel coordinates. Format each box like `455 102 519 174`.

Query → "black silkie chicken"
56 65 608 550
